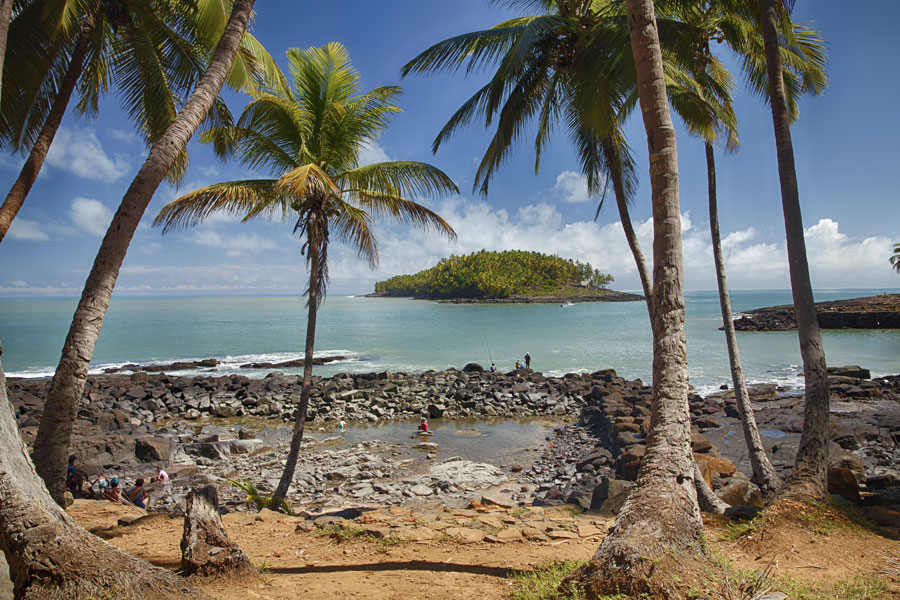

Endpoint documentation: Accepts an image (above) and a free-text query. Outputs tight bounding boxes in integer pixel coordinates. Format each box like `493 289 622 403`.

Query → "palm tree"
891 243 899 273
759 0 830 501
31 0 257 506
571 1 705 594
154 42 458 502
0 0 11 99
0 0 279 243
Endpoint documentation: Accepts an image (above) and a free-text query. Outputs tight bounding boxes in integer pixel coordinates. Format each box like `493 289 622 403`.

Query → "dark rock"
462 363 484 373
724 505 762 521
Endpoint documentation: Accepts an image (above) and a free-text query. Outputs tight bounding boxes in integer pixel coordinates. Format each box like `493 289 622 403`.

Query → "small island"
733 293 900 330
370 249 642 303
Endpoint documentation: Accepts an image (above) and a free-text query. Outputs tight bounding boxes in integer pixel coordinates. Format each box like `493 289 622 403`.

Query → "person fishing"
524 352 531 369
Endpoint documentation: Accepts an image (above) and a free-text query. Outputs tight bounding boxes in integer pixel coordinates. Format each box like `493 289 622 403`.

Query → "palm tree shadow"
268 560 525 578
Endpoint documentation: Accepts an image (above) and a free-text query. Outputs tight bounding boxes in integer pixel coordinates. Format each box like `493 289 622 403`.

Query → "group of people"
488 352 532 373
66 454 168 510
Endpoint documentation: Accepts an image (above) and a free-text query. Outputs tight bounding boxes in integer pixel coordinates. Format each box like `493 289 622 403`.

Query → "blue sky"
1 1 898 296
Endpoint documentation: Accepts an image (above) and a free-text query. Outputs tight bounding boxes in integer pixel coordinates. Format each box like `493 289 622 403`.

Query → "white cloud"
46 128 130 181
357 141 391 166
7 217 50 241
551 170 592 203
188 229 280 256
320 199 897 293
138 242 162 254
70 197 113 236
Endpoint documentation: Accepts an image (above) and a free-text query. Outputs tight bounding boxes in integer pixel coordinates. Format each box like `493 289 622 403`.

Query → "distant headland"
733 293 900 330
369 250 642 303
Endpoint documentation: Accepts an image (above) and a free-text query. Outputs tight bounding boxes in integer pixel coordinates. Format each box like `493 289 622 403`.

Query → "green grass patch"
511 560 587 600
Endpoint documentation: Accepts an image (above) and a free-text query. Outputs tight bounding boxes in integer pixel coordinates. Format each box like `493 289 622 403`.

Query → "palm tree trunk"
0 0 12 99
573 1 703 595
706 142 782 497
32 0 256 505
0 2 100 243
605 139 723 511
760 0 829 501
0 342 209 599
273 232 321 501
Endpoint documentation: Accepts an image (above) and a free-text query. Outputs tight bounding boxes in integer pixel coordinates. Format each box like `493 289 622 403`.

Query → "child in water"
418 417 429 433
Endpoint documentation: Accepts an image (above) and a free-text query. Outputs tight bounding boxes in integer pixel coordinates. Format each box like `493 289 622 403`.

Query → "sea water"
1 289 898 395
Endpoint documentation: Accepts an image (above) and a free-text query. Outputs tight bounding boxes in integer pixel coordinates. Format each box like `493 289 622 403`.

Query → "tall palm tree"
678 0 825 498
31 0 257 506
0 0 278 243
577 1 703 594
154 42 458 502
759 0 830 500
0 0 11 99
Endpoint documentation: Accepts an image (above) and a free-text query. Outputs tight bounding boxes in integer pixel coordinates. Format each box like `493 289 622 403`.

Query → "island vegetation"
373 250 617 300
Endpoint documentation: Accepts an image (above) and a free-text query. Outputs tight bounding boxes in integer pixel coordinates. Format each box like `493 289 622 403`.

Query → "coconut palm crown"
155 41 458 301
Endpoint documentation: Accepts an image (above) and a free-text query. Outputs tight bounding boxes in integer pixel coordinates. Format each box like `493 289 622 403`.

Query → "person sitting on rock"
489 363 496 373
515 359 521 370
103 477 124 504
125 478 150 509
66 455 89 498
154 465 170 486
418 417 429 433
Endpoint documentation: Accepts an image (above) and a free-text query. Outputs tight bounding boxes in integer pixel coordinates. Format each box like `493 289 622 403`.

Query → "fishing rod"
482 329 493 365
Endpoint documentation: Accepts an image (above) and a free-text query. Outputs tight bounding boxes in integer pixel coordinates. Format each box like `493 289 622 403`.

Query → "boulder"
829 450 866 484
828 466 860 503
827 365 871 380
716 479 763 507
693 453 736 478
426 404 446 419
462 363 484 373
590 478 629 510
135 437 175 464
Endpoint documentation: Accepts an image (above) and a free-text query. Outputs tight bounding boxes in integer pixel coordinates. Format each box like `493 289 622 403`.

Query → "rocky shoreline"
733 293 900 330
7 365 899 526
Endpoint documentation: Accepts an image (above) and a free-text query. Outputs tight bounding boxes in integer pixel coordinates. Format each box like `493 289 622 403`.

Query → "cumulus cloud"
70 197 113 236
321 198 897 293
7 217 50 241
16 197 893 296
188 230 280 256
357 141 391 166
46 128 130 181
551 170 592 203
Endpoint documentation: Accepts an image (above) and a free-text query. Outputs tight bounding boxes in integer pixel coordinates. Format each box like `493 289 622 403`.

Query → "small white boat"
561 302 575 307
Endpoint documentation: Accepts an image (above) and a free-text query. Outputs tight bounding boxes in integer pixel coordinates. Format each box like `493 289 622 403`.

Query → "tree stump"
180 486 254 577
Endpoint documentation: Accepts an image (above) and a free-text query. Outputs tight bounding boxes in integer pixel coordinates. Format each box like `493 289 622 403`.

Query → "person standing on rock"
524 352 531 370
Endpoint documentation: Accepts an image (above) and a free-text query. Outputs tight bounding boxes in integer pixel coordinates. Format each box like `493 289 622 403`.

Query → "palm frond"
153 179 280 233
348 190 457 244
339 161 459 201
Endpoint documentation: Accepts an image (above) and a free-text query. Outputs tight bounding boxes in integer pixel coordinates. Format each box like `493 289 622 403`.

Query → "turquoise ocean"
1 289 898 396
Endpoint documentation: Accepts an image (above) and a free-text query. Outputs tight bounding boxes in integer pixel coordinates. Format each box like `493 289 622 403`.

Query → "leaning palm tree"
0 0 279 243
154 42 458 502
758 0 831 501
31 0 257 506
890 243 899 273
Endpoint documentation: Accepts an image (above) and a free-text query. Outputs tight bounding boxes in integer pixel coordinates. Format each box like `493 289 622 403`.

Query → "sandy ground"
61 497 900 600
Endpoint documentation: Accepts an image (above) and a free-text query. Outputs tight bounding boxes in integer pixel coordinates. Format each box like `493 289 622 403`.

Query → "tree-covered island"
372 249 641 302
